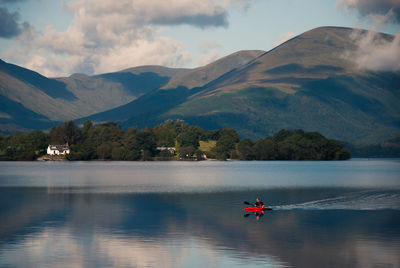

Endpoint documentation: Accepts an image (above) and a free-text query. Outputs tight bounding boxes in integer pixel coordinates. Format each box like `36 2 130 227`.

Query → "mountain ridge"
1 26 399 143
162 50 265 90
81 26 400 143
0 60 194 132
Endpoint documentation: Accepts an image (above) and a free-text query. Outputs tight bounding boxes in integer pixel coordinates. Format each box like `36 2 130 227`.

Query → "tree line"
344 137 400 158
0 120 351 161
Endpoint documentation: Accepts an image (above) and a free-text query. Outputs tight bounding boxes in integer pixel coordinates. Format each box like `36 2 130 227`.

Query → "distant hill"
84 27 400 143
0 50 261 133
77 50 267 123
0 60 188 132
160 27 400 142
163 50 265 89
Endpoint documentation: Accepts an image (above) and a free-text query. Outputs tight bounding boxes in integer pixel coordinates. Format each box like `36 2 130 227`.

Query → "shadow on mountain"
0 60 76 101
79 86 195 126
97 72 170 96
0 95 55 132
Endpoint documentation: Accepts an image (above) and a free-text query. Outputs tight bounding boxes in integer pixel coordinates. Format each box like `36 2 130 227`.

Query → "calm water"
0 160 399 267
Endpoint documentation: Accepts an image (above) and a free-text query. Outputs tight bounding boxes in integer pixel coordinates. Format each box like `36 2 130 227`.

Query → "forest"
0 120 351 161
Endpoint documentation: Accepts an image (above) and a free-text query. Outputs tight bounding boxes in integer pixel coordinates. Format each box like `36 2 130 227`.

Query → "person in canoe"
254 197 264 208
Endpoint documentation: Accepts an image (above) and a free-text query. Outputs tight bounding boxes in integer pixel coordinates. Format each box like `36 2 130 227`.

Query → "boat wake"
274 190 400 211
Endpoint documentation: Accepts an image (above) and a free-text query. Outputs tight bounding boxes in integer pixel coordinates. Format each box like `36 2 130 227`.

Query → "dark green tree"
83 120 94 136
237 138 255 160
123 127 141 160
176 126 201 148
50 124 67 144
136 128 156 160
254 138 276 160
153 120 178 147
64 121 81 145
215 134 237 160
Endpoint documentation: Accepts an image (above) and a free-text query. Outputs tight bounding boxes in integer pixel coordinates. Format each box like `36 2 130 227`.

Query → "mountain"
162 50 265 89
83 27 400 143
0 60 188 132
2 26 399 144
0 50 263 133
77 50 267 123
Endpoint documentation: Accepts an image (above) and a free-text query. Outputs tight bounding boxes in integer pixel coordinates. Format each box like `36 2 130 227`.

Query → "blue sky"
0 0 398 76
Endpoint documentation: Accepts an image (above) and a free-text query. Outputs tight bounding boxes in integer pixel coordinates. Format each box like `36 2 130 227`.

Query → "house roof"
49 145 70 151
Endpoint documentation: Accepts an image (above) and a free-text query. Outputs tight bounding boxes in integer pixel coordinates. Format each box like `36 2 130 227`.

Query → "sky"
0 0 399 77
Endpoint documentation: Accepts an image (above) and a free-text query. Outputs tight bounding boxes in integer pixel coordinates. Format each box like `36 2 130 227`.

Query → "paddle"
244 201 271 210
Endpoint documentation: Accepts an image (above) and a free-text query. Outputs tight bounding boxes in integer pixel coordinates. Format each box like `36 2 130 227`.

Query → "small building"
156 147 176 154
47 145 70 155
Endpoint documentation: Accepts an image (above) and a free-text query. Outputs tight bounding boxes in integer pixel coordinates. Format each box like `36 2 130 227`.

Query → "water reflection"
1 187 400 267
1 160 400 267
1 160 400 190
244 211 266 221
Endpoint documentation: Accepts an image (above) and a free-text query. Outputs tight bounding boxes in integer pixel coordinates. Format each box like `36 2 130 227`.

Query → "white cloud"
348 29 400 72
0 226 217 268
336 1 400 72
198 40 223 53
197 49 222 66
196 40 223 66
2 0 257 77
271 32 296 48
339 10 400 72
94 37 192 74
65 0 230 28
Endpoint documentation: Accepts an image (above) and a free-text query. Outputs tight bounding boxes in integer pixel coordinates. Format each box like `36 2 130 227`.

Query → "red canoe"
245 206 272 212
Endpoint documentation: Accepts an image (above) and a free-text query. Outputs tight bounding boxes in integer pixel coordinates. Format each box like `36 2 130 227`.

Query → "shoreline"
30 157 393 162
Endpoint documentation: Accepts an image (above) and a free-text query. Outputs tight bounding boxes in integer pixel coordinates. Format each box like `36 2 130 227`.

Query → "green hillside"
156 27 400 143
161 73 400 142
85 27 399 143
0 95 55 133
0 61 187 132
163 50 265 89
2 26 400 144
77 50 266 124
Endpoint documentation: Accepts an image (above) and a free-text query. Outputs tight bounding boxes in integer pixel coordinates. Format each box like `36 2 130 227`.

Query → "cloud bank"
0 0 28 38
0 0 26 3
0 0 30 39
338 0 400 72
349 29 400 72
197 41 223 66
2 0 252 77
337 0 400 23
0 7 21 38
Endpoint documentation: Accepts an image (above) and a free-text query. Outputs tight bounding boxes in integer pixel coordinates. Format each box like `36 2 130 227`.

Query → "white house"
156 147 176 154
47 145 70 155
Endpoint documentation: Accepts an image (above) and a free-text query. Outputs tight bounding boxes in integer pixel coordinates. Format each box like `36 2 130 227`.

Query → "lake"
1 160 399 267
